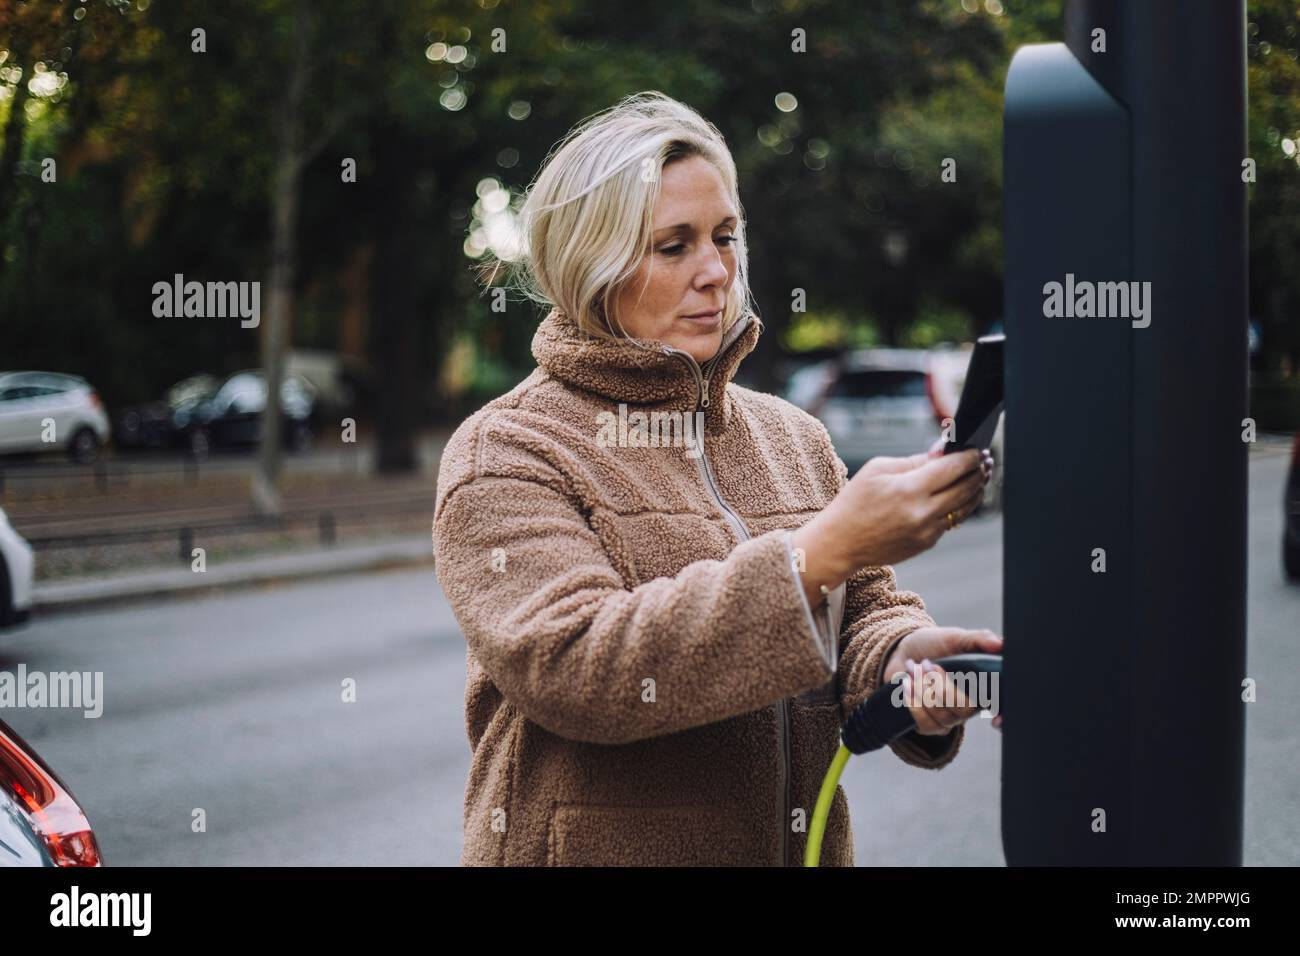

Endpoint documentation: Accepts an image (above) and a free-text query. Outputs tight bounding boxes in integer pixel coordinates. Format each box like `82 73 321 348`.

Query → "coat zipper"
661 338 793 868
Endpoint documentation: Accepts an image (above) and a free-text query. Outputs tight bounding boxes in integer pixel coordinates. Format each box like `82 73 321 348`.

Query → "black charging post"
1001 0 1248 864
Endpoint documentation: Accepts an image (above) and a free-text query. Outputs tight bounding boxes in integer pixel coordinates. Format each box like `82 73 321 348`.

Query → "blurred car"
0 506 33 629
285 349 361 423
785 348 945 471
113 373 221 450
0 718 103 866
786 344 1006 508
177 370 318 460
1286 432 1300 582
0 372 110 464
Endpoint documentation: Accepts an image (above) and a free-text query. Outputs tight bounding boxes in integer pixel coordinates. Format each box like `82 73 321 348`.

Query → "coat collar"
531 306 762 432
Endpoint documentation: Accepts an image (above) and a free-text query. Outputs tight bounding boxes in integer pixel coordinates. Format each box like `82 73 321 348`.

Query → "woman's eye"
657 236 735 256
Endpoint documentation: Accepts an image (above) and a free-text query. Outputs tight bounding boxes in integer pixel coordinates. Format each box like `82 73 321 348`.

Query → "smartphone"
943 333 1004 455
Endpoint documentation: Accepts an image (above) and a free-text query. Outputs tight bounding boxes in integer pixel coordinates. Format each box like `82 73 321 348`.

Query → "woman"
433 91 1001 867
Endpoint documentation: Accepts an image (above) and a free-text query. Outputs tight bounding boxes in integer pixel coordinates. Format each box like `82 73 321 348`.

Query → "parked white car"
0 372 111 463
785 348 944 470
0 506 33 627
786 344 1005 508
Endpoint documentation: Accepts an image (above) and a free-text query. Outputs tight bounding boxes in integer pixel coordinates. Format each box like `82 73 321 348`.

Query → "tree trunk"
368 125 423 474
0 37 31 267
253 2 309 516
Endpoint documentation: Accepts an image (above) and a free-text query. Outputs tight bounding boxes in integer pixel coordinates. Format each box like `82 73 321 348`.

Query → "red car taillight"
88 391 104 413
1292 432 1300 466
0 723 103 866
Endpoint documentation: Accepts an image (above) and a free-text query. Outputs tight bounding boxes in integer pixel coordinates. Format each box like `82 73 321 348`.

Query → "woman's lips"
681 309 722 322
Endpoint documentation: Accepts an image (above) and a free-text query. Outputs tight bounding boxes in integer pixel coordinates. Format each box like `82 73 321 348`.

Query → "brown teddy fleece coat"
432 306 963 867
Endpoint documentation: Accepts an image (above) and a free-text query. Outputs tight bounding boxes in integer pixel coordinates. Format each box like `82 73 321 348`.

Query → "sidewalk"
30 533 435 615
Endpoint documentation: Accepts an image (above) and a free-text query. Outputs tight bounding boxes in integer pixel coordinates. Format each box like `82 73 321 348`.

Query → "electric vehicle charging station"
812 0 1248 869
1000 0 1248 864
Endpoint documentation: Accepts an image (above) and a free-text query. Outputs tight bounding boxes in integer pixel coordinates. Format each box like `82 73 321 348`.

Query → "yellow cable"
804 743 851 867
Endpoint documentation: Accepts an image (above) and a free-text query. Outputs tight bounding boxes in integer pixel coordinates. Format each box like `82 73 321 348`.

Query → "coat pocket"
547 803 749 867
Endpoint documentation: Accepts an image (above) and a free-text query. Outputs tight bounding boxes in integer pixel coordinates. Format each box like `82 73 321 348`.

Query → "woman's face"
612 155 739 365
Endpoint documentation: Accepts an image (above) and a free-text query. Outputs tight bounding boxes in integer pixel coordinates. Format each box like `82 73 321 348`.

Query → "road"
0 452 1295 865
0 567 464 866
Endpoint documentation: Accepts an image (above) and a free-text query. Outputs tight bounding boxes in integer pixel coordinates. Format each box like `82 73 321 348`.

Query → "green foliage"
1 0 1297 420
902 297 974 348
782 310 881 352
1248 0 1300 374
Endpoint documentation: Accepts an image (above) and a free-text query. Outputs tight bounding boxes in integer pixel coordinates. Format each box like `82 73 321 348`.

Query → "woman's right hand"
797 448 988 581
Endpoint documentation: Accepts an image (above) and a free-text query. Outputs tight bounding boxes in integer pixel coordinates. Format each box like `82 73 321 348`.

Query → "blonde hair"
482 91 757 341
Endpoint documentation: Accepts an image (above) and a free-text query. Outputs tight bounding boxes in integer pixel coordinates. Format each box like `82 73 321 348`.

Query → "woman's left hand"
881 626 1004 735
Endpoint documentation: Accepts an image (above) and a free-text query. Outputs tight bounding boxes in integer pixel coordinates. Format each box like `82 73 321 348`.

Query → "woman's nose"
695 245 730 287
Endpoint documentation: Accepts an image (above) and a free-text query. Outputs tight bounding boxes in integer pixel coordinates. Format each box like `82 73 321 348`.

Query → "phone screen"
943 333 1005 455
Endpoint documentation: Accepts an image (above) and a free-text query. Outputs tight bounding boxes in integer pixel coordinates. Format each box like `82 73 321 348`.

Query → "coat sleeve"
813 429 964 770
433 469 837 746
835 563 964 769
